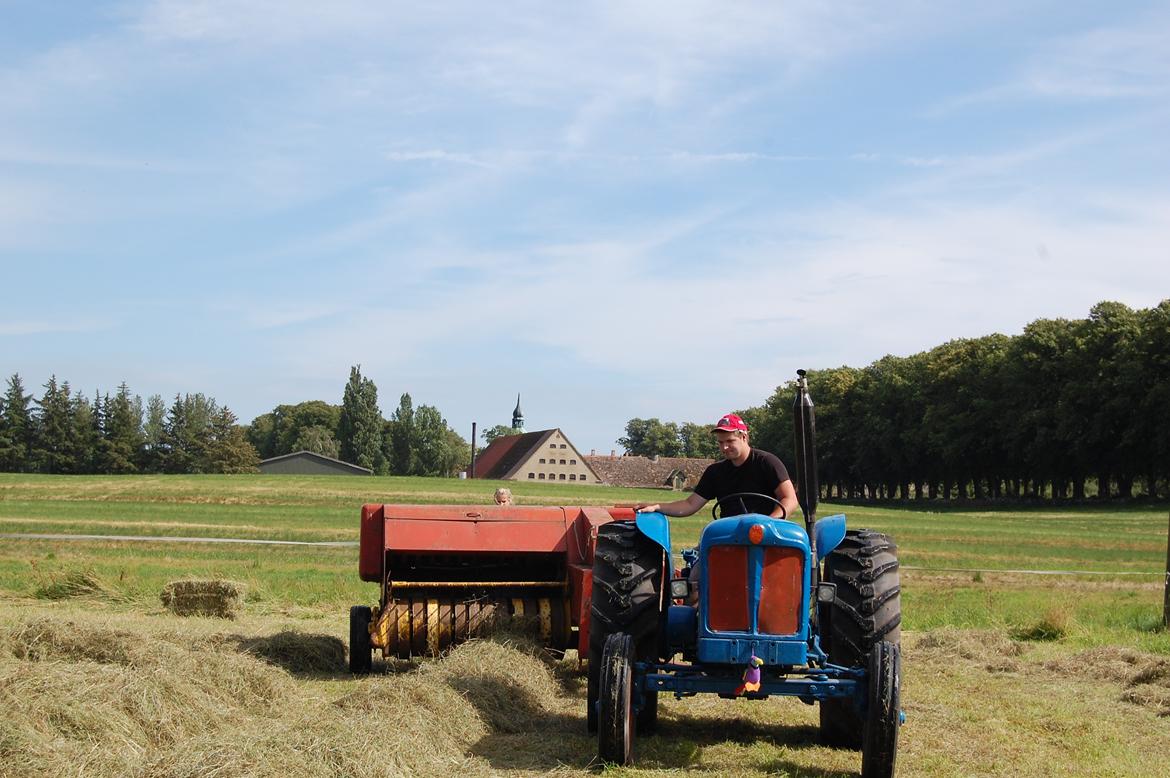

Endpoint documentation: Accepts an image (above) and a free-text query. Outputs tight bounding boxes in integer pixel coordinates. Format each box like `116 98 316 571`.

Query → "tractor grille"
758 546 802 634
705 544 804 635
707 546 749 631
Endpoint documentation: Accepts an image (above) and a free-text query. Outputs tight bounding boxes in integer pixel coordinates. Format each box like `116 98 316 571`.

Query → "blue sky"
2 1 1168 455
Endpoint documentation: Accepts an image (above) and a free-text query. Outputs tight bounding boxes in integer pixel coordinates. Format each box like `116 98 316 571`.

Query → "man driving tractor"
635 412 800 604
635 412 799 519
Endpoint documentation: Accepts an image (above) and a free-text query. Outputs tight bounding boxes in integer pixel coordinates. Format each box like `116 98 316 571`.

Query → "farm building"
584 453 714 490
472 429 601 484
258 450 373 476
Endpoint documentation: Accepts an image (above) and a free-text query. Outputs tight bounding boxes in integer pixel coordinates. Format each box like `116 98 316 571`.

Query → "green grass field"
1 473 1168 777
2 473 1165 648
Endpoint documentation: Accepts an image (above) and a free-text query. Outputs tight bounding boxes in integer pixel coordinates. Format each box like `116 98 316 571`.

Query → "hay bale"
160 580 245 619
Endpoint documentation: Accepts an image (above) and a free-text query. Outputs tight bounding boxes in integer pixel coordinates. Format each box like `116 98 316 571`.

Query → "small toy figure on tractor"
587 371 903 777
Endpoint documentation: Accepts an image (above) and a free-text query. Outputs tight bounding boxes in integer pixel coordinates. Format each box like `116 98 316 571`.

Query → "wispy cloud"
933 13 1170 112
0 319 110 337
383 150 495 167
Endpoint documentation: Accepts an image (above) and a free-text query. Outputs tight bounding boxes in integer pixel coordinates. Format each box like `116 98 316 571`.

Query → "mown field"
1 473 1168 777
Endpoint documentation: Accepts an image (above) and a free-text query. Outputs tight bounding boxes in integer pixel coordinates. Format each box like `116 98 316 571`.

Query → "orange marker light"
749 524 764 544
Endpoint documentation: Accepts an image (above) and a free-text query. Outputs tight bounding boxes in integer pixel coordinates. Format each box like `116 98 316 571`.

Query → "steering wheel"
712 492 787 520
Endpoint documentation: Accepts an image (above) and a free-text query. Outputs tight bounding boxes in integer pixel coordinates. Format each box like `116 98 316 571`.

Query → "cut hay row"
0 612 579 778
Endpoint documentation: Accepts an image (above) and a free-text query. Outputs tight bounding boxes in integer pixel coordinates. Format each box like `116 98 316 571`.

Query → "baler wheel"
597 632 635 765
349 605 372 675
861 640 900 778
819 529 901 749
587 521 664 733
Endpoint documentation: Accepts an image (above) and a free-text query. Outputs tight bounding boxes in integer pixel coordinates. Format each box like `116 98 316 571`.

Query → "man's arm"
636 492 707 517
772 479 799 519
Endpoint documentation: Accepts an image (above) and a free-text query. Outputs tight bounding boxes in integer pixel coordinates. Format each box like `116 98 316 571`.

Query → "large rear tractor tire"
861 640 901 778
349 605 373 675
818 529 901 749
598 632 636 765
587 521 664 734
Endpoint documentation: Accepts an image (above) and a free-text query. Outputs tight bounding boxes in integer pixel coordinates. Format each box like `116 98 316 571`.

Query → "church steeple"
512 393 524 431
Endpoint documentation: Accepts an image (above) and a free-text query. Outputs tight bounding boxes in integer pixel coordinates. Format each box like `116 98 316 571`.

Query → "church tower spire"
512 393 524 431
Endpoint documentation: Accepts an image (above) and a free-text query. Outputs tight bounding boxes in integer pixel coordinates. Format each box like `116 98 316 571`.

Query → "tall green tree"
68 392 98 474
0 374 33 472
32 375 74 474
204 407 260 473
101 382 142 473
413 404 455 476
390 393 416 476
140 394 167 473
338 366 383 471
161 393 217 473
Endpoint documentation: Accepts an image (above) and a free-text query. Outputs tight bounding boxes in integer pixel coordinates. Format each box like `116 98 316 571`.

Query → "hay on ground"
0 612 576 778
32 569 122 601
234 631 346 674
160 579 245 619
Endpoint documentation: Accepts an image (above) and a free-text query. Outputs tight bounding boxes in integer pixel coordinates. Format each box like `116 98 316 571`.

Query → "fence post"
1164 510 1169 629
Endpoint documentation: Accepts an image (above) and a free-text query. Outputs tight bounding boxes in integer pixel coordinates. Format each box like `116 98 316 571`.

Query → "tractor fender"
634 511 672 555
814 513 847 558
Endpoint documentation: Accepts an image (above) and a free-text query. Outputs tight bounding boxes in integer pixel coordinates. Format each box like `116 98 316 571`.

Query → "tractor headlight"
670 578 691 600
816 582 837 604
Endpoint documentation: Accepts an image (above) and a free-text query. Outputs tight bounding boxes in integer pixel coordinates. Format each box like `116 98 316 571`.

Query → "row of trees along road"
246 366 469 477
621 300 1170 501
0 366 468 477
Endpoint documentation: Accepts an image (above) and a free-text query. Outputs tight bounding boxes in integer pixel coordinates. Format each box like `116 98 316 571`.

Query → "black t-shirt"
693 449 791 517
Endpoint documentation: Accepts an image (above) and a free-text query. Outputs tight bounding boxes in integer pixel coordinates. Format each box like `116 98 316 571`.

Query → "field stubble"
1 474 1168 776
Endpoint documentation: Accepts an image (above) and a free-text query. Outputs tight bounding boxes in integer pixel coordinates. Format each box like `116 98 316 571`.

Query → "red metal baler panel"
359 504 385 582
379 505 573 553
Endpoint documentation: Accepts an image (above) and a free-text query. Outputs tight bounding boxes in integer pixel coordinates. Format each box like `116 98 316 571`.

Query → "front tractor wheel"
598 632 636 765
349 605 373 675
587 521 664 734
861 640 901 778
819 529 901 749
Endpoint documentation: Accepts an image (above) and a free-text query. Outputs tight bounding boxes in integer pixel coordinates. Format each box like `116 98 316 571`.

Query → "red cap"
712 413 749 433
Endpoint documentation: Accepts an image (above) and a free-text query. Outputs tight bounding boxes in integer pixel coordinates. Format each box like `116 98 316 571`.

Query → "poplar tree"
338 366 383 471
390 392 416 475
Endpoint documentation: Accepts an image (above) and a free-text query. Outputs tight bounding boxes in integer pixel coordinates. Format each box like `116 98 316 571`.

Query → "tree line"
0 376 257 474
621 300 1170 501
0 365 469 477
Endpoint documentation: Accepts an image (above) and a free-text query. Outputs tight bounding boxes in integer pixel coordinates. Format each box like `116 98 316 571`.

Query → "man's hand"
635 503 660 513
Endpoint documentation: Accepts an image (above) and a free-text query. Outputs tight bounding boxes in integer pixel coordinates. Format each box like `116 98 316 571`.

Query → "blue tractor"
586 371 903 777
